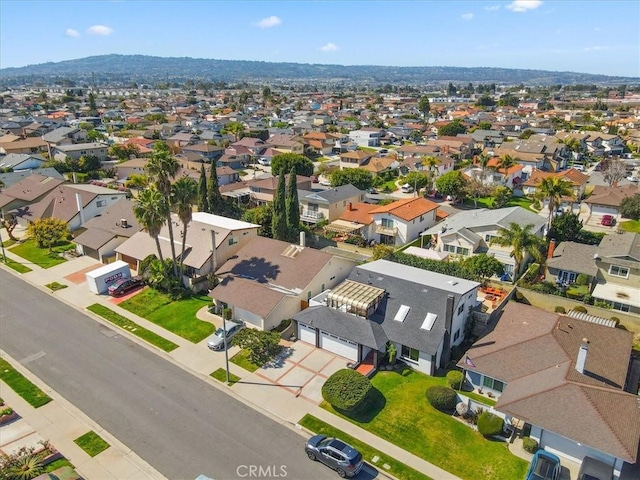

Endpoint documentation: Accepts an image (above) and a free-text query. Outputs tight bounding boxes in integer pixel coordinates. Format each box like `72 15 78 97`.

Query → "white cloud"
461 13 474 20
86 25 114 36
65 28 80 38
319 42 339 52
506 1 543 12
484 5 501 11
584 46 609 52
256 16 282 28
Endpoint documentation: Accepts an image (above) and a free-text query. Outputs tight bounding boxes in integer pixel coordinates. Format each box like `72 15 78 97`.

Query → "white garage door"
591 205 617 216
320 331 358 361
298 323 317 345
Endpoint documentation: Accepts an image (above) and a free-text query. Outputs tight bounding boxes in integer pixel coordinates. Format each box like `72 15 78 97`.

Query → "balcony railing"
375 224 398 236
301 210 325 221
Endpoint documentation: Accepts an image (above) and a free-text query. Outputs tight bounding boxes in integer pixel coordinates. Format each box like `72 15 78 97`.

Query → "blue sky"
1 0 639 77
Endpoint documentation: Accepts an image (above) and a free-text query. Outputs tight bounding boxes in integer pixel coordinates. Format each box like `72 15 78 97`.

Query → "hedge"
554 306 566 314
446 370 464 390
522 437 538 454
573 305 587 313
322 369 372 411
426 386 458 411
477 411 504 437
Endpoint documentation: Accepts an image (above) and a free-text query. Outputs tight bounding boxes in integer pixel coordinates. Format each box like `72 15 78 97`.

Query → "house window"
609 265 629 278
482 376 504 392
453 329 460 341
444 244 456 253
401 345 419 362
420 215 424 222
382 218 394 228
458 247 470 256
485 234 498 243
96 200 106 207
612 301 630 312
321 283 325 291
307 291 312 300
228 237 238 246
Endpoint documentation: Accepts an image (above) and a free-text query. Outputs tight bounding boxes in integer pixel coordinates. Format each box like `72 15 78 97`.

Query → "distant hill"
0 54 637 85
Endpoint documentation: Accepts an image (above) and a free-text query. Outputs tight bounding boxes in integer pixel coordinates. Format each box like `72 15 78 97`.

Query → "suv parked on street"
305 435 363 478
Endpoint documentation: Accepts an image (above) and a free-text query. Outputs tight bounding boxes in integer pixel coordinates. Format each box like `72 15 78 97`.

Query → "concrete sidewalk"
1 248 461 480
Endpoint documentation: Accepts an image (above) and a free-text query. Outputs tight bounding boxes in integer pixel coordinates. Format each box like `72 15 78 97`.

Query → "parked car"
601 215 615 226
400 183 414 193
107 276 144 297
525 450 561 480
305 435 363 478
577 456 614 480
626 175 639 183
206 320 244 351
572 164 585 171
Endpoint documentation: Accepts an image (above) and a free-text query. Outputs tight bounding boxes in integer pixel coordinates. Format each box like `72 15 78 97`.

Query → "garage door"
591 205 617 216
298 323 317 345
320 331 358 361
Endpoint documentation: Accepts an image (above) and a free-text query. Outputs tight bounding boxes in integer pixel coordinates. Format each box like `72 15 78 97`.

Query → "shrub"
322 369 372 411
610 317 620 326
446 370 464 389
426 386 458 411
554 306 566 314
576 273 589 286
477 411 504 437
522 437 539 454
573 305 587 313
594 300 612 309
272 318 292 333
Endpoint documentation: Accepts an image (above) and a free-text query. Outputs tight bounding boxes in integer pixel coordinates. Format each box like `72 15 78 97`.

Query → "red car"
601 215 615 226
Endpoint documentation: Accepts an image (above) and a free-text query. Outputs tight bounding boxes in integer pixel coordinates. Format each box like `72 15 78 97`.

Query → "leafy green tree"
409 130 424 142
207 163 224 214
271 169 288 240
465 178 492 208
124 173 148 189
548 212 583 242
225 121 245 142
435 170 466 198
28 218 69 252
462 254 505 279
329 168 373 191
233 328 282 366
286 166 300 241
87 129 106 142
477 121 492 130
242 203 273 238
538 177 574 230
198 164 209 213
171 176 199 277
475 96 496 108
109 143 140 161
271 153 314 177
518 129 536 140
134 186 169 264
78 155 101 172
490 186 512 209
620 193 640 220
490 222 545 283
437 119 466 137
496 154 517 174
498 93 519 107
418 95 430 120
372 244 394 260
88 91 97 114
404 171 431 195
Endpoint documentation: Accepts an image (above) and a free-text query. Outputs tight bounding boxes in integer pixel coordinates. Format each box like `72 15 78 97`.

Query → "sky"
1 0 639 77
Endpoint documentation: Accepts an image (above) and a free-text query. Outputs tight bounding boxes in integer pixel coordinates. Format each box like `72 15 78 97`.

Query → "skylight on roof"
394 305 410 322
421 312 438 331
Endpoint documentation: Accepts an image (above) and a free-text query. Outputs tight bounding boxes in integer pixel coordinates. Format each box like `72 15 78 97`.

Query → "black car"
578 456 614 480
107 276 144 297
305 435 363 478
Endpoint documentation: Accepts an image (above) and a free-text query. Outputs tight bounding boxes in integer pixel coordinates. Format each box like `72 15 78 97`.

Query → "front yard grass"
45 281 68 292
74 431 110 457
230 349 260 372
620 220 640 233
119 289 214 343
0 357 52 408
321 369 527 480
2 256 32 273
460 390 497 407
464 196 534 211
210 368 241 385
299 414 433 480
10 238 74 268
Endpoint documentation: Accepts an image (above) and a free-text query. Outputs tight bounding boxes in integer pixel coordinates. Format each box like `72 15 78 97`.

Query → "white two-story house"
370 197 441 246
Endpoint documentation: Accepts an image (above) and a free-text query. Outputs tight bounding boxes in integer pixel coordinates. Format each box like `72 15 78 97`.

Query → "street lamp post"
222 313 230 384
0 226 6 264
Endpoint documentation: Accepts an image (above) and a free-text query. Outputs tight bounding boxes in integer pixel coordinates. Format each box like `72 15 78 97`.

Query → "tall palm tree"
133 187 169 264
171 176 199 278
490 222 545 284
496 154 516 175
538 177 575 231
146 142 180 276
476 153 492 182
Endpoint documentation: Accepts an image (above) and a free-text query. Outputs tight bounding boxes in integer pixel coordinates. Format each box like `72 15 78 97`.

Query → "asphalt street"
0 271 378 480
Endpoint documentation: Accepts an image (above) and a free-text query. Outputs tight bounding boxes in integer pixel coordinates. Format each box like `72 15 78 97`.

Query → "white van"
400 183 414 193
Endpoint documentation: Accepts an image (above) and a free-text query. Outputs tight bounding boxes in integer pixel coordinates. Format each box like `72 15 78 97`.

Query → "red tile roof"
370 197 439 221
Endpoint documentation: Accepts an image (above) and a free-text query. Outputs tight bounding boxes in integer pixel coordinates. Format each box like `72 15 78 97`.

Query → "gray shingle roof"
546 241 599 277
597 232 640 266
300 184 364 204
422 206 546 236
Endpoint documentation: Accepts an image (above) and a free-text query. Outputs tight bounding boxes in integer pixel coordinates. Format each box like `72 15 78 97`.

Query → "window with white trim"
228 237 238 246
608 265 629 278
482 376 504 392
401 345 419 362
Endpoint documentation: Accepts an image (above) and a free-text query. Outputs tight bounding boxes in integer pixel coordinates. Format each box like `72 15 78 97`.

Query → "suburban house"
52 142 108 162
247 174 313 205
545 240 598 287
116 212 260 291
458 302 640 478
298 184 366 225
74 199 142 262
0 153 46 171
339 150 374 170
421 206 546 279
293 260 480 372
209 235 358 331
265 133 305 155
42 126 87 157
0 137 48 155
349 128 382 147
303 131 341 156
585 133 625 156
583 184 640 220
325 202 379 240
521 168 589 208
369 197 441 246
463 159 524 190
181 143 224 161
0 174 65 220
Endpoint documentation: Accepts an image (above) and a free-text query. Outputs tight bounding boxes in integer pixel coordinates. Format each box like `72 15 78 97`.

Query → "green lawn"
1 238 16 247
230 349 260 372
74 431 110 457
0 357 52 408
620 220 640 233
119 289 214 343
2 256 32 273
10 238 75 268
464 196 534 211
299 414 432 480
322 369 527 480
460 390 497 407
45 281 68 292
210 368 241 385
87 304 179 352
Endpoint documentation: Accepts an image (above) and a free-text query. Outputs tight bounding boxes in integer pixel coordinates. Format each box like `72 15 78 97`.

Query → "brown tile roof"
0 174 64 204
340 150 372 160
584 184 639 207
522 168 589 187
338 202 378 225
370 197 439 221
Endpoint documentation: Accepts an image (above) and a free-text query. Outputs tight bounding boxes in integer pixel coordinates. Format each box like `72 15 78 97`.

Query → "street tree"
330 168 374 191
233 328 282 366
435 170 466 199
404 171 432 195
600 157 627 187
28 218 69 252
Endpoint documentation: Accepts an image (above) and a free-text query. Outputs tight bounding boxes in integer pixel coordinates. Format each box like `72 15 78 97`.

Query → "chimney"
576 338 589 374
75 192 85 226
299 231 306 247
348 202 353 211
547 239 556 259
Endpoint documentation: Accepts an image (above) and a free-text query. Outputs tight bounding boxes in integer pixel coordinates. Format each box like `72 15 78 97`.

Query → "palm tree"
133 186 169 264
226 121 245 142
490 222 545 284
496 154 516 175
146 142 180 276
538 177 575 231
476 153 492 182
171 176 199 278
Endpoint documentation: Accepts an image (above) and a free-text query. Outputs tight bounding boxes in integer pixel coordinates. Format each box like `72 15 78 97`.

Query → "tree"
271 169 288 240
418 95 430 120
78 155 101 172
620 193 640 220
490 186 512 209
271 153 314 177
242 202 273 238
171 176 199 277
109 143 139 161
198 164 209 213
225 121 245 142
422 156 439 176
322 369 372 412
124 173 148 189
133 186 169 264
490 222 545 283
87 129 106 142
437 119 466 137
475 96 496 108
1 217 18 241
207 162 224 214
476 153 492 182
435 170 466 199
538 177 574 230
600 157 627 187
548 212 583 242
465 178 492 208
28 218 69 252
404 171 431 195
233 328 282 366
496 154 516 174
330 168 374 191
285 166 300 241
462 254 505 279
477 121 493 130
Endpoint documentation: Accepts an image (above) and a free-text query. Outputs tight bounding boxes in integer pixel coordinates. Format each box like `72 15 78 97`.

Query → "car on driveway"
577 456 614 480
525 450 561 480
206 320 244 350
107 276 144 297
601 215 615 226
305 435 363 478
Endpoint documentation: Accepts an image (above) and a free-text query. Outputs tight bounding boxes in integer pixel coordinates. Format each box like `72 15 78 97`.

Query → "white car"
257 158 271 166
206 320 244 351
627 175 639 183
400 183 414 193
